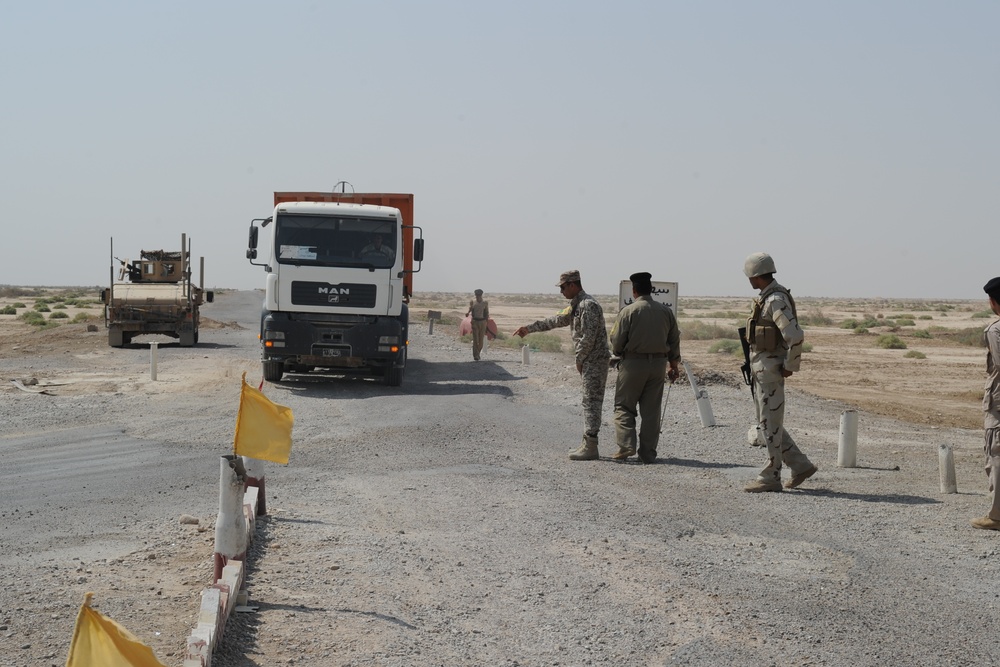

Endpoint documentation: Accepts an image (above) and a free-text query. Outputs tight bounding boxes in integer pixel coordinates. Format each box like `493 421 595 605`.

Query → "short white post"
939 444 958 494
241 455 267 516
682 361 715 427
837 410 858 467
522 345 530 365
149 341 159 381
214 455 248 581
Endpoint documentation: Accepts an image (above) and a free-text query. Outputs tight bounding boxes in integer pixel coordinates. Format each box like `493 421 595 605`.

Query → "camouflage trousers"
753 373 812 483
581 357 609 437
984 427 1000 520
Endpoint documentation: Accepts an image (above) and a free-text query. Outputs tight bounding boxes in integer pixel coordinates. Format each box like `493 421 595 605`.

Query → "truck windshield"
275 214 398 269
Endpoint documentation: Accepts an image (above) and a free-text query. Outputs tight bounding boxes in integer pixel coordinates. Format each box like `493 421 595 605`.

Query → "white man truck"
246 189 423 386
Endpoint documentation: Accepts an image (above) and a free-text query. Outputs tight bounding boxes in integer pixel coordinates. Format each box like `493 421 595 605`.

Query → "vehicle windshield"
274 214 397 269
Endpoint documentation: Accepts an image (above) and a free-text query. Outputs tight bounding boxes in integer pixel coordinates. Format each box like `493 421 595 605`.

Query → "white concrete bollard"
837 410 858 468
241 455 267 516
522 345 530 365
214 455 248 581
939 444 958 494
149 341 159 381
682 361 716 427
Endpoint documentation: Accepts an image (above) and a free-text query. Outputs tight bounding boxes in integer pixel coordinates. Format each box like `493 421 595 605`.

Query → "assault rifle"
738 326 753 391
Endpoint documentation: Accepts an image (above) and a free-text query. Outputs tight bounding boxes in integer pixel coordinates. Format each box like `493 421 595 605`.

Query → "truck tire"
263 360 284 383
384 348 406 387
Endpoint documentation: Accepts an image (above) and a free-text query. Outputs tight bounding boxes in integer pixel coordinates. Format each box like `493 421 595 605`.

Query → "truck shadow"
271 359 521 399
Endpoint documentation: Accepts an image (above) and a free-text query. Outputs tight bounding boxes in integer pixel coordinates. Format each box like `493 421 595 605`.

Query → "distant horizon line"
0 284 986 303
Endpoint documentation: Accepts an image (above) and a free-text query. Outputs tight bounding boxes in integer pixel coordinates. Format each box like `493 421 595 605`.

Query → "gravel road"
1 290 997 667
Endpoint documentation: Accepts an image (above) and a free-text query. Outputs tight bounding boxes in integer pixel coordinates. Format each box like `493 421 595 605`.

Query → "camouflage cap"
556 270 581 286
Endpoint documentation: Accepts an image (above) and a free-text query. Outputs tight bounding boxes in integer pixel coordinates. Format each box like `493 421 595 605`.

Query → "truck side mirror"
99 289 107 304
247 248 258 260
413 238 424 262
206 291 215 303
248 224 258 250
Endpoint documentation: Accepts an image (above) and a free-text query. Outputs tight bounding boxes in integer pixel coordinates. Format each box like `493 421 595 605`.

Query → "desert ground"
1 286 997 666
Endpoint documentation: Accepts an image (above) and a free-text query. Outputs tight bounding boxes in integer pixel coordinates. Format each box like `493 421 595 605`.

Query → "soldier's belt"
622 352 668 359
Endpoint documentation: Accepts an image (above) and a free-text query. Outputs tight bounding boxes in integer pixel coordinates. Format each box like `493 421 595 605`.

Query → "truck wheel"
263 361 284 383
384 348 406 387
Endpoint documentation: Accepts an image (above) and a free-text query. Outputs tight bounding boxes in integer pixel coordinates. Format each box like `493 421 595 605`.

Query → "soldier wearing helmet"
742 252 818 493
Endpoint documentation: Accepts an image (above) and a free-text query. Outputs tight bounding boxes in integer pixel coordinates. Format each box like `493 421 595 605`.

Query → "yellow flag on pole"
233 372 294 464
65 592 168 667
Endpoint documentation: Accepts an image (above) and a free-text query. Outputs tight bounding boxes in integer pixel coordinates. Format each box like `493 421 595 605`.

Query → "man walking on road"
609 272 681 463
971 277 1000 530
742 252 818 492
514 270 610 461
466 289 489 361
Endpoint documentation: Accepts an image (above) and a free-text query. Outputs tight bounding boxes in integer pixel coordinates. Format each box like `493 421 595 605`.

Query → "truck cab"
248 192 422 386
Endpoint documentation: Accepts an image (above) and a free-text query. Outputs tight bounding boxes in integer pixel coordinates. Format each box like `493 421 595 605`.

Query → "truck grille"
291 281 377 308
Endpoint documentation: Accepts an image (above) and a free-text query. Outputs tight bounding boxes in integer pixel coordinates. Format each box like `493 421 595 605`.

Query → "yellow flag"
233 372 294 464
65 592 168 667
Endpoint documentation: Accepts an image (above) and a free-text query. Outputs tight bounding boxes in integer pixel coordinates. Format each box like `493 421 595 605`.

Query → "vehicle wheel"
263 360 284 383
384 348 406 387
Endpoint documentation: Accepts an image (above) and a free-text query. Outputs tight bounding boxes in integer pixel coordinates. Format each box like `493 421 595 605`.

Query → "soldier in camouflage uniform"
971 277 1000 530
743 252 818 493
514 270 611 460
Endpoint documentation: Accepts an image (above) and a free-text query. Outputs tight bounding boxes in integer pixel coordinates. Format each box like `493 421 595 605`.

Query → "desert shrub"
876 334 907 350
33 303 50 313
972 311 995 319
708 340 741 354
12 302 26 309
951 327 986 347
896 318 915 327
798 311 834 326
911 329 933 339
19 311 46 325
904 350 927 359
495 333 562 353
34 297 53 305
695 311 745 319
896 314 916 319
918 315 933 320
0 286 38 298
680 320 738 341
49 311 69 319
853 327 869 335
0 306 16 315
53 303 67 310
72 312 97 323
801 342 814 353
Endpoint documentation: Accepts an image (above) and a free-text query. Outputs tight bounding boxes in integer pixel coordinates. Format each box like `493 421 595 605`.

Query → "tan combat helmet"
743 252 777 278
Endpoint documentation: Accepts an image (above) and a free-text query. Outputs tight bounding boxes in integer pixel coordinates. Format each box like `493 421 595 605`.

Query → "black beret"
985 277 1000 299
629 272 652 284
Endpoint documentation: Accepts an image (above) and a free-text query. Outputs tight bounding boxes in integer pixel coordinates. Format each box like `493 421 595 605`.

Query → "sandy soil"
1 287 997 666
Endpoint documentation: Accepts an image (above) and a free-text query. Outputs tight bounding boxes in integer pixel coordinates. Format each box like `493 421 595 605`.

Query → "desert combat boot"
569 435 600 461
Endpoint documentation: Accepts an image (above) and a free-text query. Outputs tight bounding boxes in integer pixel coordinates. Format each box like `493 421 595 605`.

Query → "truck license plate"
322 348 342 358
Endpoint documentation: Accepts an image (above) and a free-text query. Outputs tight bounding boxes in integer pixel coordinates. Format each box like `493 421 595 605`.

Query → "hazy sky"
2 1 996 299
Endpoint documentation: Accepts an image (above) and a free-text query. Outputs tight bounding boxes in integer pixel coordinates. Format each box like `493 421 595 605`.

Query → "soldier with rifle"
741 252 818 493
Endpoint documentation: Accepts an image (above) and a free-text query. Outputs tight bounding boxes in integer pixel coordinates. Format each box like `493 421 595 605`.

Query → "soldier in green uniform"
514 270 611 461
743 252 818 493
971 277 1000 530
609 272 681 463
